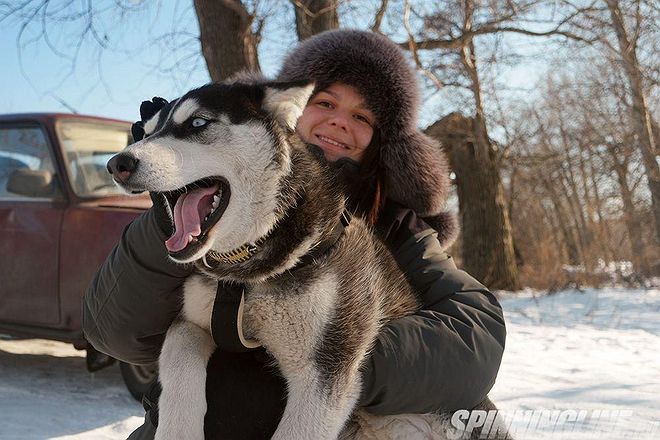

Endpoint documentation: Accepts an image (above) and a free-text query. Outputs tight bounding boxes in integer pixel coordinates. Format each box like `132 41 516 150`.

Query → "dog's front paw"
155 420 205 440
155 385 207 440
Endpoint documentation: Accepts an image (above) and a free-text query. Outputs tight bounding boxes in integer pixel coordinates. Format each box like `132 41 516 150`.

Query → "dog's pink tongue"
165 185 219 252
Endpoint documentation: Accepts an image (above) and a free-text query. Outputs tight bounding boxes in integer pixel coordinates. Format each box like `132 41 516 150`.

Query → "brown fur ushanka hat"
278 29 451 221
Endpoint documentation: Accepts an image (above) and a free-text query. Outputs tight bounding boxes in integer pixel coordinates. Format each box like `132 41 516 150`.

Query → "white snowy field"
0 287 658 439
0 338 144 439
490 287 660 439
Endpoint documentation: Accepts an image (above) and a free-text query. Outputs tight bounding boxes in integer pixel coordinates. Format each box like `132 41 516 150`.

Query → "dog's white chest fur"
181 275 217 333
159 272 459 440
182 272 337 372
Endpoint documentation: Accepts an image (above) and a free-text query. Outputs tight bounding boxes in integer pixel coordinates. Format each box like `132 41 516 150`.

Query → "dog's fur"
110 80 507 440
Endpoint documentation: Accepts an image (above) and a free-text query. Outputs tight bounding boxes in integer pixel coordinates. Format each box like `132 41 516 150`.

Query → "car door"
0 123 66 327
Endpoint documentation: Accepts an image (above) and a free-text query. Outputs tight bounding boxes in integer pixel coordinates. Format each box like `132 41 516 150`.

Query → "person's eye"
354 114 372 125
191 117 208 128
316 101 333 109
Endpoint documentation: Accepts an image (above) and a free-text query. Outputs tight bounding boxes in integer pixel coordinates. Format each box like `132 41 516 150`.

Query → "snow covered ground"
0 287 658 439
0 338 143 439
489 287 660 439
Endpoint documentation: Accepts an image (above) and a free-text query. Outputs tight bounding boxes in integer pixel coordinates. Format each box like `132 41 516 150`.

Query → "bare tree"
291 0 339 40
543 0 660 243
194 0 263 81
602 0 660 244
401 0 559 289
570 63 656 274
393 0 659 286
504 57 657 282
426 112 520 289
400 0 611 289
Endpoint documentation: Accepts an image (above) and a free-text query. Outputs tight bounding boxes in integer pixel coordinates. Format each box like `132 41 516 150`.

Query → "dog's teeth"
211 194 221 211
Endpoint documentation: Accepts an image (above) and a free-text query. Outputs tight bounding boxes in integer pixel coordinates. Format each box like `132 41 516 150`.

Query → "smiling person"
84 30 506 439
297 83 375 163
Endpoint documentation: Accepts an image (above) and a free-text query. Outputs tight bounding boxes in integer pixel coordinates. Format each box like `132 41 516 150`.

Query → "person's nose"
327 112 350 132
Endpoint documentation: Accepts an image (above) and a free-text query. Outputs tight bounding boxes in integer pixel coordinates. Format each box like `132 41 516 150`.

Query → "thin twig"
403 0 443 90
370 0 387 33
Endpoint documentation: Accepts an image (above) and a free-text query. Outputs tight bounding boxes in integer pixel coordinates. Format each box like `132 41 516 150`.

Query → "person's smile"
314 133 352 151
296 82 375 163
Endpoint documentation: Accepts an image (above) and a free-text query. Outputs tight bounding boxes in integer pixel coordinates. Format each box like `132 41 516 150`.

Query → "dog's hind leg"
155 318 215 440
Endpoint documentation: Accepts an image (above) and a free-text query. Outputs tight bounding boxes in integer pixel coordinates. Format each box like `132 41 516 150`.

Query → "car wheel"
119 361 158 401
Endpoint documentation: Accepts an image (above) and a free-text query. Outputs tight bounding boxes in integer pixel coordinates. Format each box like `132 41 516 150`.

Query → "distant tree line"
3 0 657 289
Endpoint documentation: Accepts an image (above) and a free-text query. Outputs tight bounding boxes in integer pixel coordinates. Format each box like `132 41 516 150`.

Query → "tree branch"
370 0 387 33
403 0 443 89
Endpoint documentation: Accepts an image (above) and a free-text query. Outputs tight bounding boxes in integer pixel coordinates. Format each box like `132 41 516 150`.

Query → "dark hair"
344 130 386 226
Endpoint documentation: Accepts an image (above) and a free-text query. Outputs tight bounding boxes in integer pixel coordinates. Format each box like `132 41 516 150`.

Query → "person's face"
296 83 375 163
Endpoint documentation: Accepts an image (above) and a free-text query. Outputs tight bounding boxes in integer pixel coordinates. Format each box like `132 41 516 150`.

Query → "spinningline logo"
447 408 659 439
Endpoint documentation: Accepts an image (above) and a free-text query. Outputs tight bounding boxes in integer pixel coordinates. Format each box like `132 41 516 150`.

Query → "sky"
0 1 309 122
0 1 548 128
2 1 218 121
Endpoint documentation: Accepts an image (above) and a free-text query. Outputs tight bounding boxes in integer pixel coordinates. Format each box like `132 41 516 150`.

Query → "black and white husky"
109 79 507 440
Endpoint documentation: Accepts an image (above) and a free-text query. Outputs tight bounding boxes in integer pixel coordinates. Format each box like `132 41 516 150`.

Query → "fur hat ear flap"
380 131 450 217
263 83 315 131
421 211 459 249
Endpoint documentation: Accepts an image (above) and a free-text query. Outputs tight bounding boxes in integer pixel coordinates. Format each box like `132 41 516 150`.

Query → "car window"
56 119 131 197
0 126 62 200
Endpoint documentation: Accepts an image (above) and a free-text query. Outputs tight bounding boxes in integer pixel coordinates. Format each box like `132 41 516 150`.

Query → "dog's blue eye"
191 118 208 128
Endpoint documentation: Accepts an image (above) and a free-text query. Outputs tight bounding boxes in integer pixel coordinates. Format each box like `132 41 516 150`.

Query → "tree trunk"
608 147 650 274
533 112 590 265
556 164 589 264
427 113 520 290
587 149 615 262
540 173 582 265
604 0 660 244
193 0 260 81
291 0 339 41
541 202 566 262
451 15 519 289
557 122 592 261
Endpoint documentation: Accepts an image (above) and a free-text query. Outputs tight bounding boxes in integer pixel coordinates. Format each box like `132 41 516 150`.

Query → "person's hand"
131 97 169 142
131 97 175 238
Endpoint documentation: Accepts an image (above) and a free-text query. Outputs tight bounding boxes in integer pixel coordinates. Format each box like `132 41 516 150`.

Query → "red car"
0 113 156 399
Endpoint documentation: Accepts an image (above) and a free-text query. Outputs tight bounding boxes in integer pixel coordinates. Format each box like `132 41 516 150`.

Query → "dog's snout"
107 153 139 184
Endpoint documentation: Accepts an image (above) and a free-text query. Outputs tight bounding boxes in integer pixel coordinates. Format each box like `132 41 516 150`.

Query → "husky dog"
108 79 507 440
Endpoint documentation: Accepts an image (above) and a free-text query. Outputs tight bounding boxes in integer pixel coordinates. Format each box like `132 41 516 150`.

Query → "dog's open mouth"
159 177 230 259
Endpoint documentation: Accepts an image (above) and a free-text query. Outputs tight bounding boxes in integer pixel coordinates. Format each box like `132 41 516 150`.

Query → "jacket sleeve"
358 207 506 414
82 208 193 364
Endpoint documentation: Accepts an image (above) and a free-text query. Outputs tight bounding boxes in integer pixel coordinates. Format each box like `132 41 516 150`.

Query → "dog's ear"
263 81 315 131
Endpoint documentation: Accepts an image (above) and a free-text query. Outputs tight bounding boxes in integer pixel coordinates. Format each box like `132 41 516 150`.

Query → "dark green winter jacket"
83 199 506 436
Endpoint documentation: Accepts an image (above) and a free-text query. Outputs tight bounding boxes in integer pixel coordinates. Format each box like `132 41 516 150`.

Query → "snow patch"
0 287 658 439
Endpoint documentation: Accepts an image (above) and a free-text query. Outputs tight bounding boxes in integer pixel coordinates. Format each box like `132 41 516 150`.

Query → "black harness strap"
211 282 261 352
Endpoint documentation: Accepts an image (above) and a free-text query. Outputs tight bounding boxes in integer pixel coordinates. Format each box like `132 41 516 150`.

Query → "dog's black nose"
107 153 139 184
